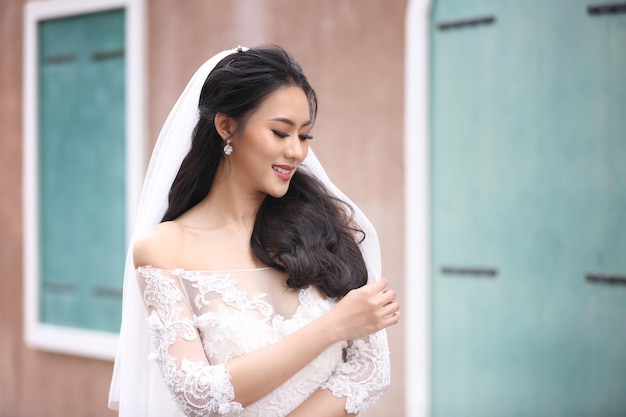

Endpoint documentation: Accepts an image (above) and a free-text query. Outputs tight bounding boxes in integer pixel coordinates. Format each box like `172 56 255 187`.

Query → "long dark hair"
162 45 368 297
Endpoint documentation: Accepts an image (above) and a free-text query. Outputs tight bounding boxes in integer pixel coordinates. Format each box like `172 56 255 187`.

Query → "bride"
109 45 400 417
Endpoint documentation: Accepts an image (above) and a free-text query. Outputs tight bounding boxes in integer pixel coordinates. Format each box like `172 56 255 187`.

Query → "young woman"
109 45 400 417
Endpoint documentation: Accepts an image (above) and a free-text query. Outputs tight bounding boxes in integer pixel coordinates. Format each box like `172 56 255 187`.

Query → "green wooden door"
431 0 626 415
38 9 126 333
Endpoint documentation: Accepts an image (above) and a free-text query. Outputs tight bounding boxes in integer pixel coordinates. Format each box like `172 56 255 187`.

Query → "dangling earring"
223 138 233 155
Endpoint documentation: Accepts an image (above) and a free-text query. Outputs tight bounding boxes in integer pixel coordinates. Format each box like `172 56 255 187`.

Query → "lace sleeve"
137 266 244 416
319 329 391 414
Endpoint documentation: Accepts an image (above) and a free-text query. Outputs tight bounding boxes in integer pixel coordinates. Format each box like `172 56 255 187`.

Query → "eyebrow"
269 117 313 127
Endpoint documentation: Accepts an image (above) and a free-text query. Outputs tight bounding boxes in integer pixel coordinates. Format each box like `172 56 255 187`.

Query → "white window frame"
405 0 432 416
23 0 145 361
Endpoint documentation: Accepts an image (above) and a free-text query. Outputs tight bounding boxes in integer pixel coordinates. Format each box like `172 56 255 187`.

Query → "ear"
214 113 237 140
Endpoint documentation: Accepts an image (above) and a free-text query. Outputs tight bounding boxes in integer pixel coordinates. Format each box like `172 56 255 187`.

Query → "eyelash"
272 130 314 141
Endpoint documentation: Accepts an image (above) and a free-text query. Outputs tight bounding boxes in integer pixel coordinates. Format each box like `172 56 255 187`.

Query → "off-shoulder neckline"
137 265 273 273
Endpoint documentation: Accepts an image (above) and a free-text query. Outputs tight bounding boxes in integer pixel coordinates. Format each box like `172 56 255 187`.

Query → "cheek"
239 130 274 157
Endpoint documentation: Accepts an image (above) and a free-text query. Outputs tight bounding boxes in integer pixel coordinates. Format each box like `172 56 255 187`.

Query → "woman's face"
228 86 313 198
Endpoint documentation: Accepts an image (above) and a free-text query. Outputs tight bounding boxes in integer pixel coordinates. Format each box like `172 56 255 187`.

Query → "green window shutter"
38 9 126 333
430 1 626 415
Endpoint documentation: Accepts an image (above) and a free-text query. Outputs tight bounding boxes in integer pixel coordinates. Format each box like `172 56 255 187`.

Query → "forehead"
251 86 311 123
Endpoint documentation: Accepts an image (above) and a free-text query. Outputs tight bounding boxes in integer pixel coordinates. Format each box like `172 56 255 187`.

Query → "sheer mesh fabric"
137 266 390 416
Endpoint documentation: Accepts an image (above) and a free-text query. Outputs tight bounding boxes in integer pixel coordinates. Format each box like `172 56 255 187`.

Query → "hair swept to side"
253 168 368 298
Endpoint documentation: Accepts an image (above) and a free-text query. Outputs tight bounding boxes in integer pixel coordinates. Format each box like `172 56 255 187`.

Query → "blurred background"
0 0 624 416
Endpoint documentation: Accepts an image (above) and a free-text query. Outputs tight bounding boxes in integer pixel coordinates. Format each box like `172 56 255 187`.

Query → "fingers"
345 278 400 333
377 278 399 327
379 288 396 305
381 300 400 319
362 278 397 309
383 309 401 327
372 279 400 328
360 278 391 298
368 278 388 293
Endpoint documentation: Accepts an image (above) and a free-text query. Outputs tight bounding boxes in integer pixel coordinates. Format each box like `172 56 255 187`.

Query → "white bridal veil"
108 46 381 416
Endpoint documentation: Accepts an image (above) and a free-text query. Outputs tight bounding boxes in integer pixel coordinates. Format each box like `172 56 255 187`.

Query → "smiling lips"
272 164 294 181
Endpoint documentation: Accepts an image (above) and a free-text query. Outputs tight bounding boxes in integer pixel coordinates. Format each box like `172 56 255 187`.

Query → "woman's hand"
327 279 400 342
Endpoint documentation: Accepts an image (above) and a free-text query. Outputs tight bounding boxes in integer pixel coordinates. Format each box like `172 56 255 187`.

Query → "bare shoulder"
132 221 185 269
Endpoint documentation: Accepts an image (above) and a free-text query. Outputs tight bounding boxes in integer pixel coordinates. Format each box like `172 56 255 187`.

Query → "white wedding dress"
108 48 391 417
137 265 390 417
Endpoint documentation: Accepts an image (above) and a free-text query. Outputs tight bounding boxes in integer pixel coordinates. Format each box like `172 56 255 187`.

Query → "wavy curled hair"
161 45 367 298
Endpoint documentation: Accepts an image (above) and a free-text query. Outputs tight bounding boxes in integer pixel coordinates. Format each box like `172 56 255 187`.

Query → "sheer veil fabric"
108 46 382 416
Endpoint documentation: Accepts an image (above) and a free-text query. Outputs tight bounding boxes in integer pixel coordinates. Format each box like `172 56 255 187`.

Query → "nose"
285 136 308 163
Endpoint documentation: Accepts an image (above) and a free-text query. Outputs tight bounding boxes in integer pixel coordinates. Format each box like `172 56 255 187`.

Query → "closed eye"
272 129 314 141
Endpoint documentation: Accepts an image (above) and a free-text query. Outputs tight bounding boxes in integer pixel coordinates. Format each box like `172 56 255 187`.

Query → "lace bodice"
137 266 390 416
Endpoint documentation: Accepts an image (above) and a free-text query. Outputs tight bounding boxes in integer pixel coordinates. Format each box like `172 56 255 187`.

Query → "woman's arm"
133 224 399 414
286 330 393 416
137 266 242 416
286 389 356 417
137 266 398 415
227 278 397 407
319 330 391 414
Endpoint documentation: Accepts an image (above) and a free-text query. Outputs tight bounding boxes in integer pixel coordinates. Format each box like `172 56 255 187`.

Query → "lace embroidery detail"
174 270 274 320
139 266 243 416
320 330 391 414
139 266 391 416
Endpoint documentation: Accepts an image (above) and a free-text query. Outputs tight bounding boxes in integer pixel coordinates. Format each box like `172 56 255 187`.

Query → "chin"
267 189 289 199
266 184 290 199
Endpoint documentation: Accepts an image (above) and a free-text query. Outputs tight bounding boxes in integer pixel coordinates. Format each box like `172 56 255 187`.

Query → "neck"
188 164 265 231
208 185 263 227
